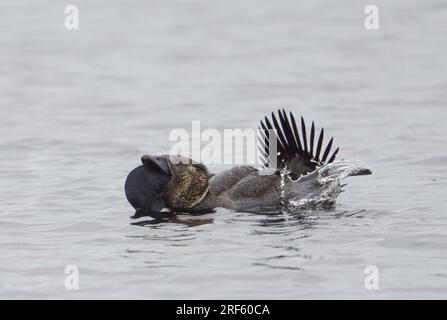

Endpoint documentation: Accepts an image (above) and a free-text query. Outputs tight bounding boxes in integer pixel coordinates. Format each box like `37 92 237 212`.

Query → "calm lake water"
1 0 446 299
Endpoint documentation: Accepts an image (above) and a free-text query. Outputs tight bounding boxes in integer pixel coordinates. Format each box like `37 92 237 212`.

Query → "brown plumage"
163 156 210 209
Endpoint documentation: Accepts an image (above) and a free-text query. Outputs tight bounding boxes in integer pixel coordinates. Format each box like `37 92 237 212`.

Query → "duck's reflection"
129 207 365 229
127 207 368 273
130 210 214 228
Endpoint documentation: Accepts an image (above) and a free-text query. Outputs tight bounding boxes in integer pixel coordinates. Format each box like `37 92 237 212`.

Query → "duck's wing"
259 109 339 178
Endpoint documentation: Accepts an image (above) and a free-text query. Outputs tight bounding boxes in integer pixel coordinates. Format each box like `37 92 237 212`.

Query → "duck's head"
124 155 209 215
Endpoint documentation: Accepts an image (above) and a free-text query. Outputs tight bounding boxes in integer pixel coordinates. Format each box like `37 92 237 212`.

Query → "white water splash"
281 160 371 210
279 166 291 206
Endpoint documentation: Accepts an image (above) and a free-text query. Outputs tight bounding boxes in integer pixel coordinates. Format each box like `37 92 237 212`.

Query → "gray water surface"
1 0 447 299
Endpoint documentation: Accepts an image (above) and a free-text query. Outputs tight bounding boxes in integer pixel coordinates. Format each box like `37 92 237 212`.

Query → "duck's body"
192 166 280 212
125 109 371 216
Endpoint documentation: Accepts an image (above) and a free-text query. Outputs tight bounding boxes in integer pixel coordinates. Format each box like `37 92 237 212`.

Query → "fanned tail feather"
259 109 339 178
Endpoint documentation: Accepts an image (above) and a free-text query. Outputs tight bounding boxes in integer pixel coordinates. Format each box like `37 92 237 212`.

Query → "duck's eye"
290 173 299 181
